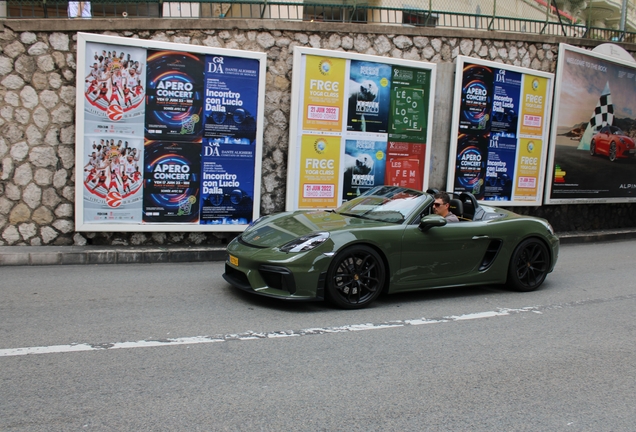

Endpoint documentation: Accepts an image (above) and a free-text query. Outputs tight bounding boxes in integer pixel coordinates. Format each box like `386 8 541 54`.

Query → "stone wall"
1 19 635 246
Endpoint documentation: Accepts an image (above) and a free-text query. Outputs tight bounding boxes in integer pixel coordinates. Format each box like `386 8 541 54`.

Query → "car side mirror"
419 214 447 232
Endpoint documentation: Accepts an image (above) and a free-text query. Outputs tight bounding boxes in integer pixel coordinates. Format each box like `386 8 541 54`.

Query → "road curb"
557 229 636 244
0 246 226 266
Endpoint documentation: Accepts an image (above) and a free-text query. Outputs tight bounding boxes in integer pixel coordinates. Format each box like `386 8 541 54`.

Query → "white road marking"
3 295 634 358
0 306 540 358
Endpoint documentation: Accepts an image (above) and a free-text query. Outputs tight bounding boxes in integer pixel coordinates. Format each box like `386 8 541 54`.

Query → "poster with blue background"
342 139 387 201
490 68 521 137
200 139 255 224
347 61 392 133
484 135 516 201
203 56 259 144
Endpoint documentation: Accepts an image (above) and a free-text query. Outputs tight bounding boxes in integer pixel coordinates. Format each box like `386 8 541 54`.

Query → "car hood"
239 210 387 248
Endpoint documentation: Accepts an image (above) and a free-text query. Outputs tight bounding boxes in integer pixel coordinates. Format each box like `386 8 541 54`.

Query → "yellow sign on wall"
302 55 347 132
514 138 542 200
519 76 548 137
298 134 342 208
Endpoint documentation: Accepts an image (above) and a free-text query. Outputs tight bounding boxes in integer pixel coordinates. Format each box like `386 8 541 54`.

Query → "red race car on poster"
590 125 636 162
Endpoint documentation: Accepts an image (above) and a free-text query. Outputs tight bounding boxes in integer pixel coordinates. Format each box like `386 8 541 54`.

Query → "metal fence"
2 0 635 42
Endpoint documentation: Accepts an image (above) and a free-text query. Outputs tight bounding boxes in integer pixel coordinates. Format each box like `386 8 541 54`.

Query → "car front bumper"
223 239 333 301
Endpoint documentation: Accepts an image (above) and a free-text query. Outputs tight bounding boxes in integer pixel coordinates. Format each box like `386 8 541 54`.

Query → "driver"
433 192 459 223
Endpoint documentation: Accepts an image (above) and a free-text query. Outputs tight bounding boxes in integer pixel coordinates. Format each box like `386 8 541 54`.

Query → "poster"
484 135 516 201
385 142 426 190
389 66 431 143
142 141 201 223
75 33 266 232
203 56 259 144
447 56 553 206
342 139 387 201
347 60 392 133
545 44 636 204
144 50 204 141
200 140 255 224
287 48 436 211
82 135 144 222
298 134 341 209
302 55 347 132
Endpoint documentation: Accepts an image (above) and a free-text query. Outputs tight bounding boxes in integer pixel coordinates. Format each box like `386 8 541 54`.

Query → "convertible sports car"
223 186 559 309
590 125 636 162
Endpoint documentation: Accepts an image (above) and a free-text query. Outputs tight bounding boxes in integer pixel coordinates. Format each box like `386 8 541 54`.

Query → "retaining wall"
1 19 635 246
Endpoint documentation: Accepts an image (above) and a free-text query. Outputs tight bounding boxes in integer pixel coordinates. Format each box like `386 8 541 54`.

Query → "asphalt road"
1 240 635 431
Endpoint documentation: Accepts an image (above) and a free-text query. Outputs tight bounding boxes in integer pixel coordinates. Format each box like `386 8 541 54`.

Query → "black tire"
507 238 550 292
590 139 596 156
609 142 617 162
326 245 385 309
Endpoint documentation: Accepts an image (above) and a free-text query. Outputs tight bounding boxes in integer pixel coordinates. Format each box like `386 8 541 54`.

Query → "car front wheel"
326 245 385 309
609 142 617 162
507 238 549 292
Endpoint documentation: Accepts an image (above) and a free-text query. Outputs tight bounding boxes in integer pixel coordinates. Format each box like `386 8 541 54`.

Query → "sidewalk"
1 229 635 266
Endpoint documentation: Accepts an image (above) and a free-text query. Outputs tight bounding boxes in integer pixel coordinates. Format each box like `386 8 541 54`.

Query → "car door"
597 126 610 155
396 220 493 290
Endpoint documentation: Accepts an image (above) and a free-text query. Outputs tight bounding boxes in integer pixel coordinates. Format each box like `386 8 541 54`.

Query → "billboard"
545 43 636 204
447 56 554 206
286 47 436 210
75 33 266 232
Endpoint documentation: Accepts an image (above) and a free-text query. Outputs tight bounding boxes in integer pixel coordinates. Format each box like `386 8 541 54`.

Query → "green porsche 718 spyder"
223 186 559 309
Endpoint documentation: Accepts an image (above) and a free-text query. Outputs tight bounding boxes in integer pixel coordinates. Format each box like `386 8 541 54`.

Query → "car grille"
224 264 251 290
259 265 296 294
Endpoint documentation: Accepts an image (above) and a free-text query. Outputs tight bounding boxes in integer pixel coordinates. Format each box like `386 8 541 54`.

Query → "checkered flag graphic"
588 83 614 132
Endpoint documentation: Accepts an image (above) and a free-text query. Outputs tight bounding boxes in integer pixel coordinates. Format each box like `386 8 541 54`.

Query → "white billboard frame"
286 47 437 211
74 32 266 232
544 43 636 205
446 55 554 207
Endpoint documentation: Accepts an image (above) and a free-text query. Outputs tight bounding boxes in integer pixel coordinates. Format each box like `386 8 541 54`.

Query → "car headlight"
280 232 330 253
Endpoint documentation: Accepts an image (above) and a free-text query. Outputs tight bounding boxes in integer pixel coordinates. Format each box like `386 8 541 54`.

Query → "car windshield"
334 186 426 224
610 127 624 135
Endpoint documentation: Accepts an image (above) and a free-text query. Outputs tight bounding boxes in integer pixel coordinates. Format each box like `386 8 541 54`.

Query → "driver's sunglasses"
433 202 445 207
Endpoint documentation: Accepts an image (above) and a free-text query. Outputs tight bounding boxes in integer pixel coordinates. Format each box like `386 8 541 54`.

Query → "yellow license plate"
229 255 239 266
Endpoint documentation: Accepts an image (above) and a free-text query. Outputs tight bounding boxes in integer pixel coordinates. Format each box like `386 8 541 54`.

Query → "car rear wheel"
326 245 385 309
507 238 549 292
609 142 617 162
590 139 596 156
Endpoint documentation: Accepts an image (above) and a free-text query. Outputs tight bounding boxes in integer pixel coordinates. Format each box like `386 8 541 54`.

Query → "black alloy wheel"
326 245 385 309
507 238 550 292
609 142 617 162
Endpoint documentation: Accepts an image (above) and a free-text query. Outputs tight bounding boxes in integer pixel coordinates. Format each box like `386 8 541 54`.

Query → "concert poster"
200 139 255 225
145 50 205 141
203 56 260 144
142 140 201 223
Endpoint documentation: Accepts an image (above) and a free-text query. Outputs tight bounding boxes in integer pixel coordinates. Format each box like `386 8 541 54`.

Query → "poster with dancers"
83 42 146 137
82 135 144 222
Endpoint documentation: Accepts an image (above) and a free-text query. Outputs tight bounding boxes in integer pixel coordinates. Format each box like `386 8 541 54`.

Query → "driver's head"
433 192 451 217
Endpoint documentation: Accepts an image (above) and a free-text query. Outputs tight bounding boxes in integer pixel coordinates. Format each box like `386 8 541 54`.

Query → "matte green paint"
225 198 559 301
